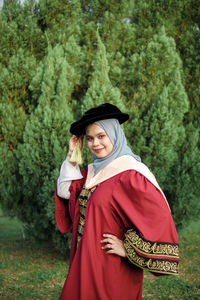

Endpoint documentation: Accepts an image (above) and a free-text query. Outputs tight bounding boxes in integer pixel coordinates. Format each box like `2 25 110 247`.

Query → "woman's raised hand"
100 234 126 258
68 135 83 154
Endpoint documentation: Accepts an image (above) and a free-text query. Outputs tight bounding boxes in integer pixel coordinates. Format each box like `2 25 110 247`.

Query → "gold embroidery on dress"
124 229 179 258
76 185 97 248
123 238 179 275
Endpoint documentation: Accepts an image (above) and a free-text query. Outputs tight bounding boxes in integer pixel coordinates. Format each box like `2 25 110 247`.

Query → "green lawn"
0 215 68 300
142 219 200 299
0 213 199 299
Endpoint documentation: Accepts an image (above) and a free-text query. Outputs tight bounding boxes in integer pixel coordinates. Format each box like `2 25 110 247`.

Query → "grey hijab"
87 118 141 175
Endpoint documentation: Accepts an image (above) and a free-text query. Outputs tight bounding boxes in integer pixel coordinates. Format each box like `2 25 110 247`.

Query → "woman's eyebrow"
86 132 105 138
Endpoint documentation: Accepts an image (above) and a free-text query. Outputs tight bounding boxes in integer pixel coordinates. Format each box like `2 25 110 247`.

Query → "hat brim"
70 112 129 136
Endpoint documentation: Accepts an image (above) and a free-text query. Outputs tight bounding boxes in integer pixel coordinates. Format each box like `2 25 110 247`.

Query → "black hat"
70 103 129 135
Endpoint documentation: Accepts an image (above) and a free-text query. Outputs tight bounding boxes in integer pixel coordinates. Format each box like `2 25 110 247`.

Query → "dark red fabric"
55 168 87 234
55 169 178 300
55 187 72 234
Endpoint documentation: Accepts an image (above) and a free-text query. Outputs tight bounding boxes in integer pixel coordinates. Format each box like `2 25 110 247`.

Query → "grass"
142 219 200 299
0 214 68 300
0 212 200 300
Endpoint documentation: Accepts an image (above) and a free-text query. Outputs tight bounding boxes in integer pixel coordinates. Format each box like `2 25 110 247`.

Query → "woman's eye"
87 137 92 141
99 135 105 139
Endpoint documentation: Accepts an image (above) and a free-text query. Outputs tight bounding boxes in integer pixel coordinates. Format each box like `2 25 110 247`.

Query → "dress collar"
85 155 169 208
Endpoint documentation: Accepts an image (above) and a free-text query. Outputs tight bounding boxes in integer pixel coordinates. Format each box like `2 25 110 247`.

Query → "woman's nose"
93 138 100 146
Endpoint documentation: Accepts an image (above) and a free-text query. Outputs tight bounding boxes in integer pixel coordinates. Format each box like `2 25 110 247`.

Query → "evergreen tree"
80 31 128 164
37 0 84 47
127 0 200 128
123 27 189 210
82 31 126 112
17 38 83 249
0 48 36 215
173 123 200 226
0 0 24 64
126 0 200 225
0 0 199 248
0 0 46 63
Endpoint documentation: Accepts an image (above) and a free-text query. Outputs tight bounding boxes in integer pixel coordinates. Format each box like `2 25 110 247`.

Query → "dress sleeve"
55 166 87 233
57 159 83 199
112 170 179 275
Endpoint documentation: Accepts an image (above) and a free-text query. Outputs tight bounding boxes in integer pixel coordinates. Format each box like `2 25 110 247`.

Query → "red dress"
55 168 179 300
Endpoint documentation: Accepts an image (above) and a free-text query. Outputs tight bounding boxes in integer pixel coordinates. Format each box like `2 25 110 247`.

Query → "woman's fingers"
101 233 117 241
101 238 114 244
103 234 116 238
69 135 83 153
101 243 113 249
78 135 84 150
69 136 77 152
105 249 116 255
101 233 118 245
100 233 126 258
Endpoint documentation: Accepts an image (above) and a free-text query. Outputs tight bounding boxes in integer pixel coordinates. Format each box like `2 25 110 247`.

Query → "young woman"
55 103 179 300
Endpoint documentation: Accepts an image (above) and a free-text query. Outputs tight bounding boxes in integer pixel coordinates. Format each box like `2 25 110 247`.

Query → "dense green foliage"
0 0 199 252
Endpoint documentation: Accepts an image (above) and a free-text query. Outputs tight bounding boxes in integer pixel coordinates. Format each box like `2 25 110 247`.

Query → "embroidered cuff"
123 229 179 275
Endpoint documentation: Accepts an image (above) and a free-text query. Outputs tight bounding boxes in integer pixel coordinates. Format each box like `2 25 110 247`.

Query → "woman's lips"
94 148 104 153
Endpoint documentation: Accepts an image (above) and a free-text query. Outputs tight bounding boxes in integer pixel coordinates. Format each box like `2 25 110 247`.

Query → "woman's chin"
96 153 106 159
93 151 107 159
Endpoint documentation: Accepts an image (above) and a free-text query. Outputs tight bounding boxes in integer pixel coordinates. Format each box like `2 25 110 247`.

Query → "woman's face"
86 123 113 158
